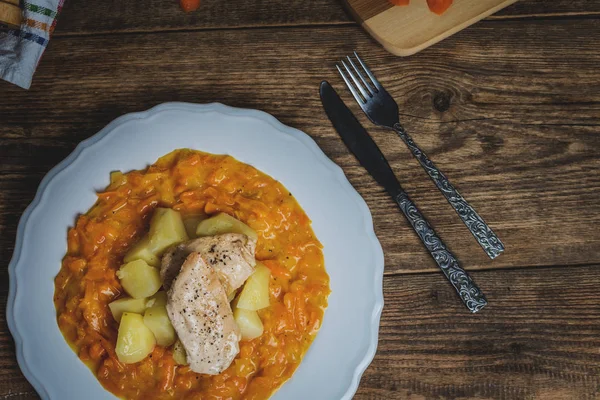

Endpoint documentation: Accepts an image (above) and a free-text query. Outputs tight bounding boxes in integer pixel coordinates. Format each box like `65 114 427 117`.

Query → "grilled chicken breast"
161 233 256 294
166 252 241 375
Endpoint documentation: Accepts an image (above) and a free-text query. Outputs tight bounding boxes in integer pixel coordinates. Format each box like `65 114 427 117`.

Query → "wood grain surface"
53 0 600 35
1 0 599 399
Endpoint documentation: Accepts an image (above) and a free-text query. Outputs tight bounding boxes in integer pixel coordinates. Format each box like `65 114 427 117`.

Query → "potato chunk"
233 307 264 340
124 209 188 265
143 305 176 347
148 208 188 255
109 296 148 323
172 339 188 365
236 262 270 311
116 312 156 363
183 214 206 238
116 259 162 299
123 235 160 267
196 213 258 242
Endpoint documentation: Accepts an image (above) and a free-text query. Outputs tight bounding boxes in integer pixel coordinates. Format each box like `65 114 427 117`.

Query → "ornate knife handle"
394 191 488 313
393 123 505 260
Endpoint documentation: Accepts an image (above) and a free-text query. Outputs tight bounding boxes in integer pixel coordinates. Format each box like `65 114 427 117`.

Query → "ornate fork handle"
394 191 488 313
393 123 505 260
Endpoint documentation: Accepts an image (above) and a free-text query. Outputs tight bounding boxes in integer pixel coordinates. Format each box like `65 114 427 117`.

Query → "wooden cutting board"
343 0 518 56
0 0 22 29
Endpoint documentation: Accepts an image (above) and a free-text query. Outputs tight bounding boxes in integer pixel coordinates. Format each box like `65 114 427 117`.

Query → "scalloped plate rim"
6 102 384 400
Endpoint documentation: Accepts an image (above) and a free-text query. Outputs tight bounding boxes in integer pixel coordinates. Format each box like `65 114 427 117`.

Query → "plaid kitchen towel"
0 0 64 89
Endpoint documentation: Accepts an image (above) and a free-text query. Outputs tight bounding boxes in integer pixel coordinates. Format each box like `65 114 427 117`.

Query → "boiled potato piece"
147 291 167 308
123 235 160 267
148 208 188 255
116 259 162 299
109 296 148 323
124 208 188 265
172 339 188 365
236 263 270 311
183 214 206 238
108 171 127 190
233 307 264 340
143 305 176 347
116 312 156 363
196 213 258 242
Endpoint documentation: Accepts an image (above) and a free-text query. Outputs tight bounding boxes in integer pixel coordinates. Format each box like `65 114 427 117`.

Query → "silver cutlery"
320 81 487 313
337 52 504 260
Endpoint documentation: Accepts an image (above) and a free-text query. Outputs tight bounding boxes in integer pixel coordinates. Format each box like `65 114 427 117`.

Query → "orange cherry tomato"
389 0 453 14
180 0 200 13
427 0 453 14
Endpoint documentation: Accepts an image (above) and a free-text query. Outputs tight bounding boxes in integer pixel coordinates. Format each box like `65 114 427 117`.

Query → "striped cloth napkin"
0 0 64 89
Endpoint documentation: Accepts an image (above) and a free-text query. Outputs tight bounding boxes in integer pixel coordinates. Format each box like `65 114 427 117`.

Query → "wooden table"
1 0 600 399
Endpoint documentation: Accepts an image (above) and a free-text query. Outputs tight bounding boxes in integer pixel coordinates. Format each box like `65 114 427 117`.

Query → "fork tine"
336 64 365 105
347 56 376 95
354 51 381 90
341 59 371 100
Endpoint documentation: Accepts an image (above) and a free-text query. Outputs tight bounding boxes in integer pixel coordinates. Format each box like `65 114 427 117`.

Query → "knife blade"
320 80 487 313
319 81 402 198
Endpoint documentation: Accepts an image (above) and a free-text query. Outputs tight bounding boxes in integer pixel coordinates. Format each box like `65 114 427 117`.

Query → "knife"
320 80 487 313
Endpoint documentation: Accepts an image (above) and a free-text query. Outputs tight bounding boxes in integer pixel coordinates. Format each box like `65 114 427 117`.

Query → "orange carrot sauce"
54 149 330 400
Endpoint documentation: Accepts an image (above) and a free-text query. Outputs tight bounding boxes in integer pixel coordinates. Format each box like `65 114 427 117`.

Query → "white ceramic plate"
7 102 384 400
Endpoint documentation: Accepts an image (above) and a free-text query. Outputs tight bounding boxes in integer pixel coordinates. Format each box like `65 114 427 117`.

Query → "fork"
337 52 505 260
